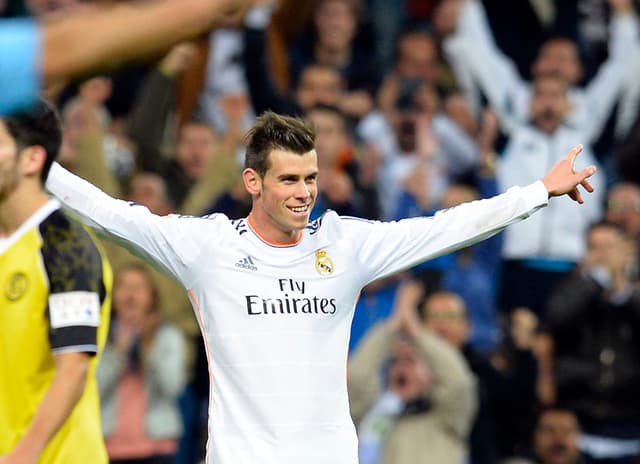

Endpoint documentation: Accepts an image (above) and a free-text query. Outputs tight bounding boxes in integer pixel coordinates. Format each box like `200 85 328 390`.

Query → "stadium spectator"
289 0 379 113
507 408 585 464
99 264 187 464
543 221 640 463
348 280 477 464
423 293 539 463
444 0 637 146
496 73 604 317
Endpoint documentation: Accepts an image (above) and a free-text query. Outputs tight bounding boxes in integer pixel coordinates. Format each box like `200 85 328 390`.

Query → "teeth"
290 206 308 213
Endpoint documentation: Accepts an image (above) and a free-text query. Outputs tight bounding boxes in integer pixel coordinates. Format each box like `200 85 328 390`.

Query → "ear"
242 168 262 197
20 146 47 178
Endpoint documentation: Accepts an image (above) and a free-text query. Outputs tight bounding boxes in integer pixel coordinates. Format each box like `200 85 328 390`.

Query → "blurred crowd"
4 0 640 462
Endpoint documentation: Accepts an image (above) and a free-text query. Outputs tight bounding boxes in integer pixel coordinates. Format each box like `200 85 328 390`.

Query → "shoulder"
310 210 380 240
39 209 105 294
39 209 101 259
162 211 234 234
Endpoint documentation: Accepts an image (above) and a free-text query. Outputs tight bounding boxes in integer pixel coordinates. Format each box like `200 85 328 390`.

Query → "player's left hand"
541 144 596 204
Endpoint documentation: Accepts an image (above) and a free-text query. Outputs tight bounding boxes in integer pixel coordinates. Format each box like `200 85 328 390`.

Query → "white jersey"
46 162 549 464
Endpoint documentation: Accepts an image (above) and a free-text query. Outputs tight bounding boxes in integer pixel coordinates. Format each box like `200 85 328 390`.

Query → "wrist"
13 438 42 463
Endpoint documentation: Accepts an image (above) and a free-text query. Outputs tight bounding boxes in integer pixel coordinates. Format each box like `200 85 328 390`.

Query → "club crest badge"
5 272 28 302
315 249 334 276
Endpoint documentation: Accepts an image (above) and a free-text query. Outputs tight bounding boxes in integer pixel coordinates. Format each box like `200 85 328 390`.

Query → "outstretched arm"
41 0 252 81
0 0 253 114
352 145 597 285
45 162 211 287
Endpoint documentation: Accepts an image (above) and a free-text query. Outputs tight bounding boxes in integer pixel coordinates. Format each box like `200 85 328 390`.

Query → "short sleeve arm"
40 212 106 354
0 19 41 115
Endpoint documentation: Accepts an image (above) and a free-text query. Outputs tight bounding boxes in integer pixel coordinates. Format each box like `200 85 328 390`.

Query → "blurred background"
5 0 640 462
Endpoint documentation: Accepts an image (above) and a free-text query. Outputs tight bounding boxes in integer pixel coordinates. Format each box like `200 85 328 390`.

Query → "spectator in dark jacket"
544 221 640 464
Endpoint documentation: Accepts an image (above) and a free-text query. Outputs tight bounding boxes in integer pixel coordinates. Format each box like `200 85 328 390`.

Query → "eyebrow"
277 172 318 181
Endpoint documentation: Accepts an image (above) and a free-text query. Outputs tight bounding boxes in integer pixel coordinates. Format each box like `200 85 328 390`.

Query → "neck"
247 212 303 246
0 184 49 238
315 44 350 67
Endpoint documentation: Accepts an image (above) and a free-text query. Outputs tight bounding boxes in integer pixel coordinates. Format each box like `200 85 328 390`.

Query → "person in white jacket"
44 110 596 464
497 73 604 317
443 0 637 144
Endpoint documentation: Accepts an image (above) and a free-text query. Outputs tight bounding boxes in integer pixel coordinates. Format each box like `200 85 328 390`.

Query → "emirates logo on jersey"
5 272 28 302
315 249 334 276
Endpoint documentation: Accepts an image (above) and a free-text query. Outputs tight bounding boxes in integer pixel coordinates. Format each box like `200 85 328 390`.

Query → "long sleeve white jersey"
46 162 549 464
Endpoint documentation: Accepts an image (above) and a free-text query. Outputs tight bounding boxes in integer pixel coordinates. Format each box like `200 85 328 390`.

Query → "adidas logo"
235 256 258 271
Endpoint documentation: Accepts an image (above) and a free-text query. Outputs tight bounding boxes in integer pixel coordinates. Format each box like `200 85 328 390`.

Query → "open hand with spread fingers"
542 144 597 204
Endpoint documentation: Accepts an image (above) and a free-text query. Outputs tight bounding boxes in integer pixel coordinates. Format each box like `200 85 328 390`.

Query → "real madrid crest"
315 249 334 276
5 272 28 301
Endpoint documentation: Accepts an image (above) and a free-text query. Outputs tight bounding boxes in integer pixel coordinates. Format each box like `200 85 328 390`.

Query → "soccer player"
45 111 596 464
0 100 112 463
0 0 253 114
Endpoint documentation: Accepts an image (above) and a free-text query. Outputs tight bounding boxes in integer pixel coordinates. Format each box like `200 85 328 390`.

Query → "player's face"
0 121 22 202
253 149 318 242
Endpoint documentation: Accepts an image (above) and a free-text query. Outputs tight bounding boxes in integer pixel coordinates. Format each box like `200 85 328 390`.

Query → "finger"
581 178 594 193
573 187 584 204
567 144 584 167
580 164 597 178
568 187 583 204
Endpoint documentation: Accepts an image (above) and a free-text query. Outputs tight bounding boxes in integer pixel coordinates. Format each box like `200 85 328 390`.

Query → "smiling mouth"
288 205 310 214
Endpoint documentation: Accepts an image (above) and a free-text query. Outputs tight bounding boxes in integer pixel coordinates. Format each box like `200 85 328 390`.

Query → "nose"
295 180 310 200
